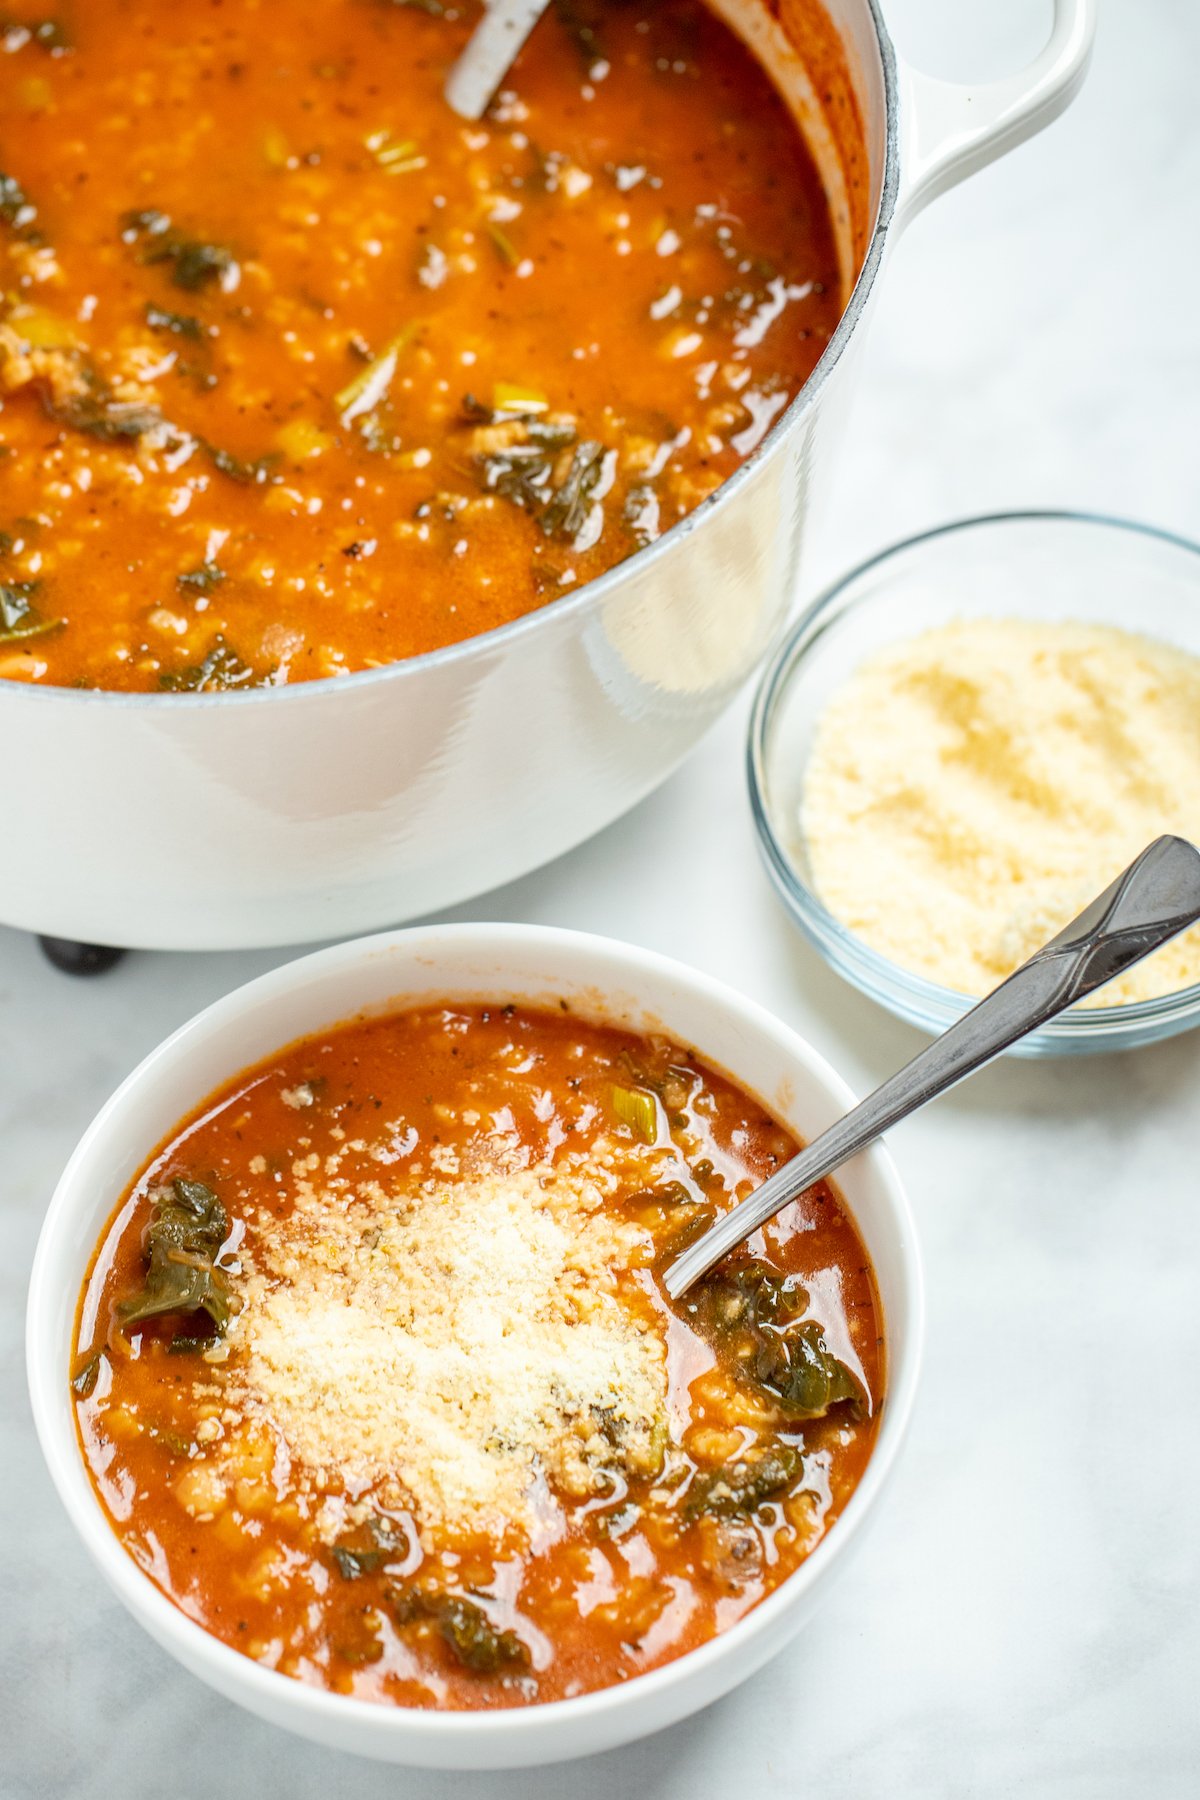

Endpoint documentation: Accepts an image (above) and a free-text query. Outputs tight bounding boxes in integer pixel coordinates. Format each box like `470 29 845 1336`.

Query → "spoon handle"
664 835 1200 1297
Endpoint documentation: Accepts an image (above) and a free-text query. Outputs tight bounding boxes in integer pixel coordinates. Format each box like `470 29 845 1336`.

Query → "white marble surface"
5 1 1200 1794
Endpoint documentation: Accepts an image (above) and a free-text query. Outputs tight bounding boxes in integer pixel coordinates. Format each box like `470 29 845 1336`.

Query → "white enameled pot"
27 923 923 1767
0 1 1094 951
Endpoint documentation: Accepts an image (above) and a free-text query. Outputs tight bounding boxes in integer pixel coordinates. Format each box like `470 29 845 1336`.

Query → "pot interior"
704 0 888 306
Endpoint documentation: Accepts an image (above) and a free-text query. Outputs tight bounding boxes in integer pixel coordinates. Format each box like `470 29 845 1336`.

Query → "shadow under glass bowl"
748 511 1200 1058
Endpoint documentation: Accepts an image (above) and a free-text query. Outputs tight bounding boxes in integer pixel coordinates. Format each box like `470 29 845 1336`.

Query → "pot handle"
896 0 1096 223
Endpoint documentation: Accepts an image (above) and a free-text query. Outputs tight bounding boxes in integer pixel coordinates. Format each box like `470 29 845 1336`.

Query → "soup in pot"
0 0 853 691
72 1001 882 1708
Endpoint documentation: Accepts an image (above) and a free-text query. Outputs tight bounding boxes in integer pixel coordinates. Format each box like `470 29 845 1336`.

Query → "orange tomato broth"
73 1002 882 1708
0 0 849 691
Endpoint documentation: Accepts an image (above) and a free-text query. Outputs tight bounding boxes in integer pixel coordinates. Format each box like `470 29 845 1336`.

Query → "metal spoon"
445 0 553 121
665 834 1200 1299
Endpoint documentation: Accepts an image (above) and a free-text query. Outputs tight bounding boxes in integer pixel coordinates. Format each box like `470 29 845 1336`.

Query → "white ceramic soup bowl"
27 923 923 1769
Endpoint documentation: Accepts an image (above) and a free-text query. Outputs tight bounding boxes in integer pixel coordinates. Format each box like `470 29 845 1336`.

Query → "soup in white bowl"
28 924 922 1766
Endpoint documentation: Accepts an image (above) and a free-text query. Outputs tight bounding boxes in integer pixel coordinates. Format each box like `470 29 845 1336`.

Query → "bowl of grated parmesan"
749 512 1200 1056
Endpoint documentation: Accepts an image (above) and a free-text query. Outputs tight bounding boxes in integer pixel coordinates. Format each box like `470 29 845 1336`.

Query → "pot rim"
1 0 901 714
27 920 924 1757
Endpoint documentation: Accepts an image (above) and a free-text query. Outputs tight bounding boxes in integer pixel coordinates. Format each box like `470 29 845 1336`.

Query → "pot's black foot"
38 936 127 976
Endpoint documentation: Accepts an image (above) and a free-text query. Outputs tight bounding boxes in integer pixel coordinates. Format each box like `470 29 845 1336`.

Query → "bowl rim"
747 508 1200 1041
26 920 924 1750
0 0 903 715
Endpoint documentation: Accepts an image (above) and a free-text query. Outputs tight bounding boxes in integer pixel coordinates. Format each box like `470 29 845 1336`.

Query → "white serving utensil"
444 0 553 119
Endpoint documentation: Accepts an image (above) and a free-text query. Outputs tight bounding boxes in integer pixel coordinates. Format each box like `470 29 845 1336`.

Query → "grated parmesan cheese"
801 618 1200 1005
229 1164 667 1546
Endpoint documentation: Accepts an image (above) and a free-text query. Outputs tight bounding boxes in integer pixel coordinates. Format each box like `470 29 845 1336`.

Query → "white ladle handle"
897 0 1097 222
445 0 550 120
665 835 1200 1298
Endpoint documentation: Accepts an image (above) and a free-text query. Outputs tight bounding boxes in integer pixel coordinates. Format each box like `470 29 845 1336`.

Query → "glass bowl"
747 512 1200 1057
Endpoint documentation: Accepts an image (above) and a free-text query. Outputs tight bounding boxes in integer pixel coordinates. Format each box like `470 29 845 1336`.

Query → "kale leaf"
685 1262 864 1420
204 442 278 486
50 388 164 441
755 1320 864 1419
145 304 204 342
157 637 264 693
175 561 226 596
538 441 607 541
0 170 37 231
390 1588 530 1674
122 209 237 293
685 1261 808 1337
683 1445 800 1520
0 579 62 644
470 407 610 549
329 1515 412 1580
117 1177 235 1334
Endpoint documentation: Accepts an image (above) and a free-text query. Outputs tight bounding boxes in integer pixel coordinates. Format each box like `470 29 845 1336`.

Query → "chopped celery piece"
487 223 519 267
365 131 428 175
335 326 414 424
612 1084 658 1143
